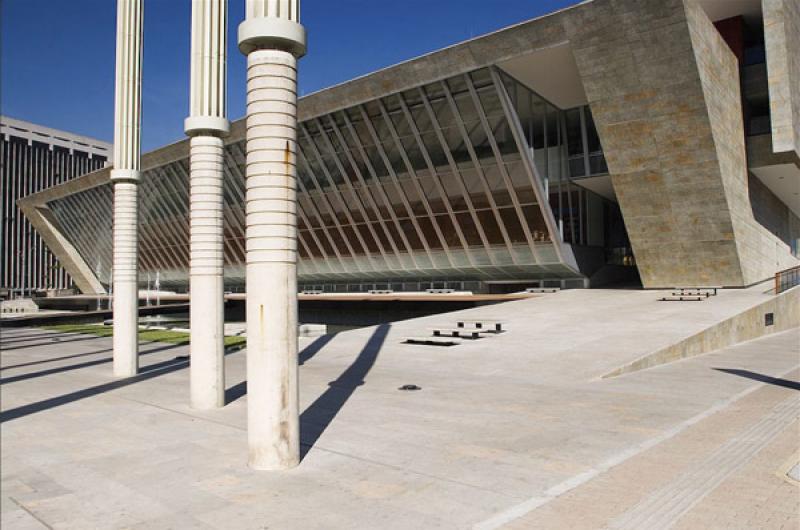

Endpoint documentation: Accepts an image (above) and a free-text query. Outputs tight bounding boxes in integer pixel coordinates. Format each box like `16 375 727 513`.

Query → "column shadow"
1 333 107 351
0 356 190 423
2 347 114 371
0 342 185 385
225 332 337 405
1 330 82 346
299 333 336 365
299 323 390 460
714 368 800 391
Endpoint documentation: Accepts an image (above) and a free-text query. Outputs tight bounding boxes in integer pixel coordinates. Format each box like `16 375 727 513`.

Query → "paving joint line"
607 396 800 530
473 363 800 530
114 395 523 500
9 495 54 530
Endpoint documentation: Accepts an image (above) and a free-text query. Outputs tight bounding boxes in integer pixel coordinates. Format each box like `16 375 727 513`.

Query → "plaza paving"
1 289 798 529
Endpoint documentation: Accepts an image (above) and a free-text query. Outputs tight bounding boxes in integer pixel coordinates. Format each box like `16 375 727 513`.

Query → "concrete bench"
673 286 721 296
404 336 461 346
432 328 488 339
456 320 505 332
659 295 706 302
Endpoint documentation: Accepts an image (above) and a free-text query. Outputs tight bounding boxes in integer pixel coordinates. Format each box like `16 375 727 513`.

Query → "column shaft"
111 0 143 378
245 49 300 470
112 181 139 376
190 136 226 408
186 0 229 409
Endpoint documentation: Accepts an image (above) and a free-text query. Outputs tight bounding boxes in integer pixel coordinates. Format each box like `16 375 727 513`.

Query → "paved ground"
1 289 798 529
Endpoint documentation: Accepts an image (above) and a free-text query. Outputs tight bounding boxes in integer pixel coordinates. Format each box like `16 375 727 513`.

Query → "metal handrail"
775 265 800 294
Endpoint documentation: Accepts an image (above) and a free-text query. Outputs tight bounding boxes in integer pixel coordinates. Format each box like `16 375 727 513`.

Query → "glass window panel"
434 214 462 248
382 221 405 251
585 107 602 154
456 213 482 246
339 188 363 223
469 68 493 90
475 209 504 245
398 179 425 216
438 171 467 211
363 144 387 179
398 219 423 250
473 87 504 122
415 216 442 250
506 161 535 204
417 176 446 214
355 224 380 253
370 222 392 251
522 205 550 241
565 108 583 157
546 106 560 149
328 227 350 255
498 207 526 243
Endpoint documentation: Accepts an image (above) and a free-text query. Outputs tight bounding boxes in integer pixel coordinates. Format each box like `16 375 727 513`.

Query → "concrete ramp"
378 280 799 382
602 285 799 378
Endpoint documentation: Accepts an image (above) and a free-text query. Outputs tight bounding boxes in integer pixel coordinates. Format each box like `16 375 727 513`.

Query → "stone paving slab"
1 290 798 529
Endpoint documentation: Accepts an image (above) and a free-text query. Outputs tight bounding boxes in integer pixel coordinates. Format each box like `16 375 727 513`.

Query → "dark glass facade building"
1 117 110 295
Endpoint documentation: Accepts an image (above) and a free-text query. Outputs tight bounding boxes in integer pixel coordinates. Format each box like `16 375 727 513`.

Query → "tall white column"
238 0 306 470
111 0 144 378
186 0 230 410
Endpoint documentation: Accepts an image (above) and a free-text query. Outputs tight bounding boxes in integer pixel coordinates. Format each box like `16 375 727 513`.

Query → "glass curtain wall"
498 69 611 248
47 66 606 291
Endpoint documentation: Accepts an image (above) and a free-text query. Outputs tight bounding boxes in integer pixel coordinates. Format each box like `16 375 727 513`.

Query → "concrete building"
1 116 111 296
17 0 800 293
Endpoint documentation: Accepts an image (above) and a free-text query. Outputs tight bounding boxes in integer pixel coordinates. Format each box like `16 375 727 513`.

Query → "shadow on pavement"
225 332 337 405
714 368 800 391
0 342 186 385
1 347 114 371
299 323 390 460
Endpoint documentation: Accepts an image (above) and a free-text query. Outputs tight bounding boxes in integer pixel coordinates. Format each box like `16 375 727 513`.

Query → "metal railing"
775 265 800 294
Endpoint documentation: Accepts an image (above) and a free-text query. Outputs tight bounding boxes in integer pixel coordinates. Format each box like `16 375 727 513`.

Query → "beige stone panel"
763 0 800 157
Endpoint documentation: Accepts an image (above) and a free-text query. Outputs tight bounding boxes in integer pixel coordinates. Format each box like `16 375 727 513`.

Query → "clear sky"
1 0 579 152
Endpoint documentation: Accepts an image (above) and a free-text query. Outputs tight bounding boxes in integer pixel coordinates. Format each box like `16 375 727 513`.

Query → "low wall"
604 286 800 378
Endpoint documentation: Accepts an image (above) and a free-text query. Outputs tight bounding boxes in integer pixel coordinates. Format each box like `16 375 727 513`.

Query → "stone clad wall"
685 0 798 283
763 0 800 158
566 0 797 288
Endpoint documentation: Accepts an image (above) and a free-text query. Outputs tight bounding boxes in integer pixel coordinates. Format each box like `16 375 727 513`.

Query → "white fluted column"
186 0 230 410
111 0 143 377
238 0 306 471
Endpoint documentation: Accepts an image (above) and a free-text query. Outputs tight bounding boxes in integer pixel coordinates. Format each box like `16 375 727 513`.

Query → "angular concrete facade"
18 0 800 291
763 0 800 158
567 0 797 287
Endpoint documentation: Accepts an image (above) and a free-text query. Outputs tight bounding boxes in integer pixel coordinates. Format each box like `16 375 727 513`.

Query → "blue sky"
1 0 579 152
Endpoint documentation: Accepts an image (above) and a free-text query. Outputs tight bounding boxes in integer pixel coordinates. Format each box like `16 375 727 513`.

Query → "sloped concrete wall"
603 287 800 378
604 285 800 378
